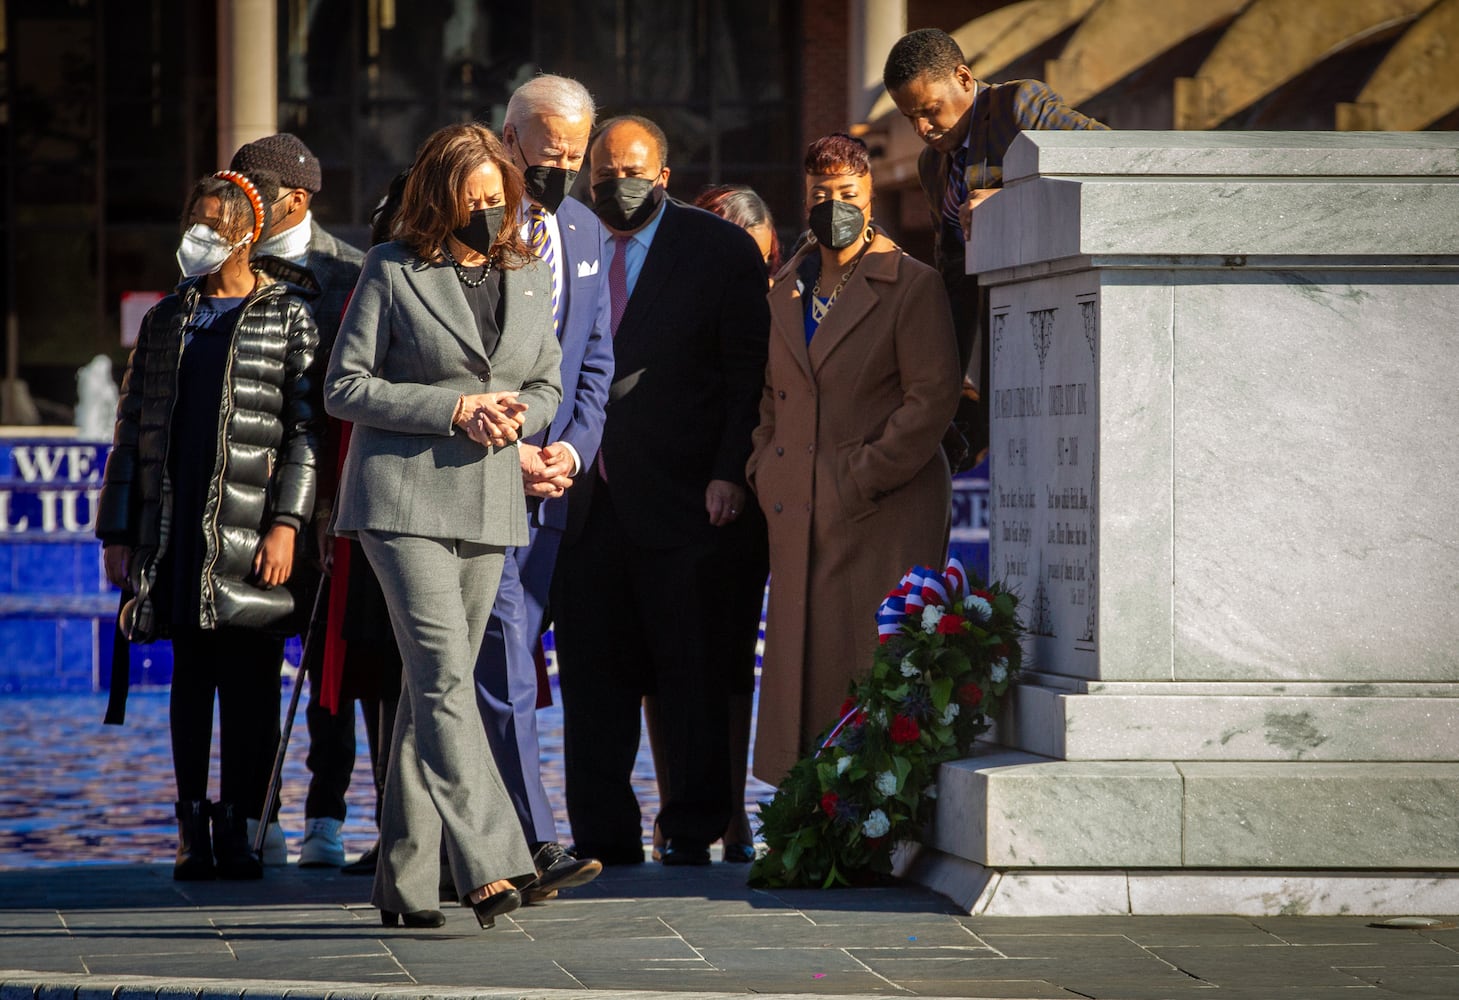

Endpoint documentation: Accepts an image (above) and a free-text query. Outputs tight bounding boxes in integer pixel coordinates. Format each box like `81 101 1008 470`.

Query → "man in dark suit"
228 133 363 868
473 74 613 897
551 115 769 866
883 28 1106 464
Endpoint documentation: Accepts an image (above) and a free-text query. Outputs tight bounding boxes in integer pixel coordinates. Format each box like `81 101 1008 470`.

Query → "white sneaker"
246 818 288 866
299 816 346 867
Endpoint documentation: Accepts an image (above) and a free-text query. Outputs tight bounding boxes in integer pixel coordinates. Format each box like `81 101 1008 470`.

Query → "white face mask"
176 224 250 278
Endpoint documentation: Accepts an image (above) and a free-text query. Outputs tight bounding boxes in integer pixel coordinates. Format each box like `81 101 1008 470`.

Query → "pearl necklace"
442 244 493 287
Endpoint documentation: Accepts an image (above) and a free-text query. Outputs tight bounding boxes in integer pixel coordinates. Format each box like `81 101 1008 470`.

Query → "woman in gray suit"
326 123 563 930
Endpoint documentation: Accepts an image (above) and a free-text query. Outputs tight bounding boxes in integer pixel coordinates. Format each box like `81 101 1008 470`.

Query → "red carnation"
839 697 858 718
936 614 966 635
852 710 867 728
820 792 839 818
957 682 984 707
972 589 991 600
890 714 921 744
878 633 893 646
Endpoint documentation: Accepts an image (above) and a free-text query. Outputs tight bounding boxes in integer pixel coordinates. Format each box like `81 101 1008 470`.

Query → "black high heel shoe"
380 908 446 928
469 887 522 929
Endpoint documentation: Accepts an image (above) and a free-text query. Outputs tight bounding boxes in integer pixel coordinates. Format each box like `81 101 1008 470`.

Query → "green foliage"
749 567 1024 889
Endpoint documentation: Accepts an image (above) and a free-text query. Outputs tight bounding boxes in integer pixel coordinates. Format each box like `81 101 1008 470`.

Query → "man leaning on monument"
883 28 1107 465
228 132 364 869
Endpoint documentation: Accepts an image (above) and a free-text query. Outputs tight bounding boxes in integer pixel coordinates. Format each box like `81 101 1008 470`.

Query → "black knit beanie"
230 133 322 193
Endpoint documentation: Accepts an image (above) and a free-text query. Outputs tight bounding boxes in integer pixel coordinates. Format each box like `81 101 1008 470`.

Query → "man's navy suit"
552 198 769 857
474 194 613 845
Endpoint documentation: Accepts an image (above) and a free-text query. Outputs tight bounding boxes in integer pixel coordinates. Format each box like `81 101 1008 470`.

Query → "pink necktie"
598 236 630 482
608 234 629 337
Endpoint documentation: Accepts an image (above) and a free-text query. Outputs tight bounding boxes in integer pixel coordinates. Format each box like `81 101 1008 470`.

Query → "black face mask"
452 206 506 257
523 165 577 214
809 199 866 250
592 177 661 231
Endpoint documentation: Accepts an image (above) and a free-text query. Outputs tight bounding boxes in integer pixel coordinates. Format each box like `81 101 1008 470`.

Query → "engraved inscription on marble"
990 289 1099 674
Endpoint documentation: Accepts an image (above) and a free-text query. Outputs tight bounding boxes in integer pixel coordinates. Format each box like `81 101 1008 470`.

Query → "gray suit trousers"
360 530 537 913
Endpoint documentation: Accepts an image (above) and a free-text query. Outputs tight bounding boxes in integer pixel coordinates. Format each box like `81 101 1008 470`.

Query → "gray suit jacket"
325 241 563 546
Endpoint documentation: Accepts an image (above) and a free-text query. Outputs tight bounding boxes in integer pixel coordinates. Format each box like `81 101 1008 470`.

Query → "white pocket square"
577 259 599 277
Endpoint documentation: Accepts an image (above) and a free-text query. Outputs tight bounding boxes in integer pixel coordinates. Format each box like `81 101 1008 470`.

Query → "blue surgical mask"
176 224 250 277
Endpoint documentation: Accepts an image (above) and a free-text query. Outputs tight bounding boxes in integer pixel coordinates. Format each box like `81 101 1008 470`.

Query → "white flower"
991 659 1009 684
920 605 944 633
900 657 920 678
836 755 852 775
965 595 992 621
872 708 888 725
940 702 960 726
862 809 891 838
924 783 939 800
875 770 898 797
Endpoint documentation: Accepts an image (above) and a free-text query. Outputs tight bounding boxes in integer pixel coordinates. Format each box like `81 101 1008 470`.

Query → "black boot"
211 801 263 880
173 800 215 881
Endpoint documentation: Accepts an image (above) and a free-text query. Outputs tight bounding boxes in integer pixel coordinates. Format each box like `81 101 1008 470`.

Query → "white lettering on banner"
0 443 108 536
11 446 103 483
0 491 31 532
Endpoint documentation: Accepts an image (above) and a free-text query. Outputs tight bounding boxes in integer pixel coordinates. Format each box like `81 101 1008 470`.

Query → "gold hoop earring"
864 225 875 243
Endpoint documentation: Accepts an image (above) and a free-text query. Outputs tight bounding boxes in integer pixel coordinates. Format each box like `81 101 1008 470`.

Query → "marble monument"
902 132 1459 916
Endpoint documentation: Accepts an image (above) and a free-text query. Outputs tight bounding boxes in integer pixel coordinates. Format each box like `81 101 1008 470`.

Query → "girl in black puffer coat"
96 170 324 880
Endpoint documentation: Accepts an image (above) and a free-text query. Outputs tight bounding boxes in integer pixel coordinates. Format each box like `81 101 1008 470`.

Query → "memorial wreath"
749 559 1024 888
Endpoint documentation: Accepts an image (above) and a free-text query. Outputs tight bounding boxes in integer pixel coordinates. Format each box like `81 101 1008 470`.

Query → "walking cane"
253 578 329 859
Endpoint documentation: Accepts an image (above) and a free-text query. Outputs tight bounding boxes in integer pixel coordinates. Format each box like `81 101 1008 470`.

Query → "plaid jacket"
914 79 1106 463
916 78 1108 278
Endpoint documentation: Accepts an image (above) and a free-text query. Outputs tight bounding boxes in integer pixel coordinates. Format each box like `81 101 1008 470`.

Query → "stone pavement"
2 858 1458 1000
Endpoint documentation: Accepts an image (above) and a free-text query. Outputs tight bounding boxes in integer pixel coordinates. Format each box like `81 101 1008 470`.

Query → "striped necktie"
942 145 969 230
527 205 561 333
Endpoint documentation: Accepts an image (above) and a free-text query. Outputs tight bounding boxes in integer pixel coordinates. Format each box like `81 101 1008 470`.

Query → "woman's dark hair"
180 169 281 258
393 123 531 268
882 28 965 92
694 184 780 271
370 168 412 247
804 133 872 178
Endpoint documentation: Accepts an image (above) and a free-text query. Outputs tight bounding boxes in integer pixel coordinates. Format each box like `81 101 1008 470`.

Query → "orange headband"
212 169 267 245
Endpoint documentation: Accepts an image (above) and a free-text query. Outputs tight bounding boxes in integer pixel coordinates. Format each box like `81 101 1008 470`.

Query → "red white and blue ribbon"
875 558 975 641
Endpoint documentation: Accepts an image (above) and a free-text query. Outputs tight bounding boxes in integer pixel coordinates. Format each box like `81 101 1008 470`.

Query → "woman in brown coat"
747 134 961 785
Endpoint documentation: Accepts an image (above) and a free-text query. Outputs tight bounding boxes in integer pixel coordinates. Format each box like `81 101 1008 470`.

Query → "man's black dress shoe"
342 842 378 876
660 841 711 866
381 908 446 928
531 841 602 893
469 887 522 929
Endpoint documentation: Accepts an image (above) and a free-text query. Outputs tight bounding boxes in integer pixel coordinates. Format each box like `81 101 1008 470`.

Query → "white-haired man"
473 74 614 897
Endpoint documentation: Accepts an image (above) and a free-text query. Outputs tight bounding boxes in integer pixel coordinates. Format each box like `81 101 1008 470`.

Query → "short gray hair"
505 74 597 131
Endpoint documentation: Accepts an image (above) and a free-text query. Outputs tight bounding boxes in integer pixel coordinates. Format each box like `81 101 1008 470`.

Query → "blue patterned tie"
528 205 561 333
943 145 969 230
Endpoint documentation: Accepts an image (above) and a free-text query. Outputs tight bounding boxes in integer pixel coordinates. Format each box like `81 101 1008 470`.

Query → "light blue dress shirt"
600 199 667 298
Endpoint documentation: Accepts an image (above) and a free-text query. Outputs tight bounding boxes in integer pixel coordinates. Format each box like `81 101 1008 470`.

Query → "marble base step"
928 748 1459 869
895 847 1459 916
1002 680 1459 761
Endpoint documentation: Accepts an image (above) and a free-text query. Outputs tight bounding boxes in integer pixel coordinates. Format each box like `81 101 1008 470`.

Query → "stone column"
903 132 1459 916
847 0 906 126
216 0 278 167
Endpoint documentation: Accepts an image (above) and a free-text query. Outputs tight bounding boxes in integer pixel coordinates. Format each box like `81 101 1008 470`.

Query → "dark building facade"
1 0 804 421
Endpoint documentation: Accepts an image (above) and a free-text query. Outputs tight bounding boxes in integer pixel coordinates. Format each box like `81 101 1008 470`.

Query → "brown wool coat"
747 233 961 784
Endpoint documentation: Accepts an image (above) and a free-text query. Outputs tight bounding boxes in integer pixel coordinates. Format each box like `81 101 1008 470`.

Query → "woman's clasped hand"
455 391 528 447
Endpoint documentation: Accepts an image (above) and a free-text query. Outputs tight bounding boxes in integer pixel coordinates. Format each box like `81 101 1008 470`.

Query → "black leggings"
169 627 284 818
